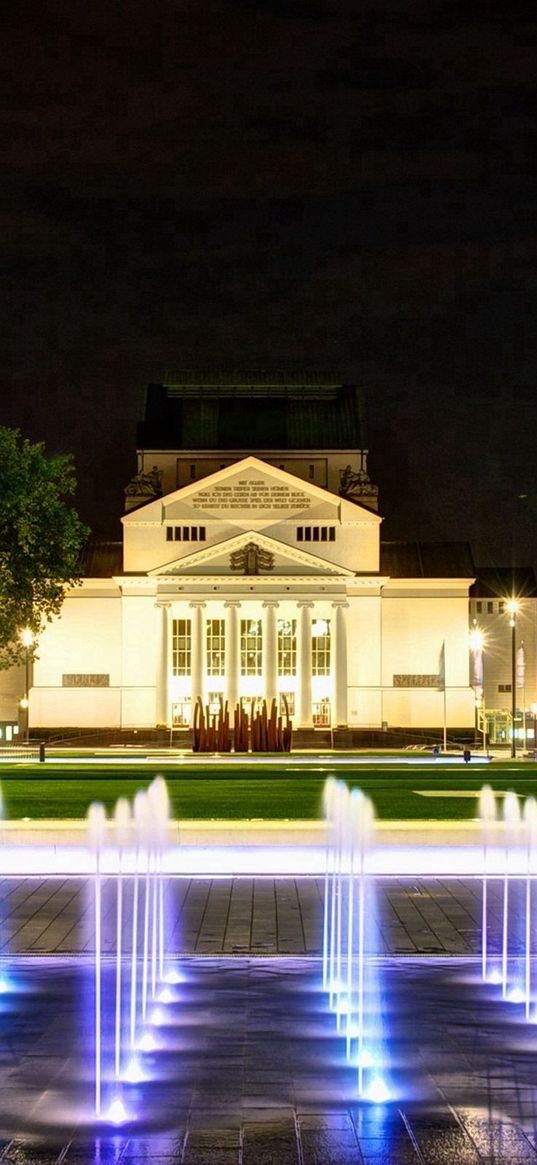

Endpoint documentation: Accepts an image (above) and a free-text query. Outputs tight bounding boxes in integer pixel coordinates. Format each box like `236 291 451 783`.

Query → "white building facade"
28 454 476 734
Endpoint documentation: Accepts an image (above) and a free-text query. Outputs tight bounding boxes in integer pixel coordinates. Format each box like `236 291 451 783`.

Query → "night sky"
2 1 536 568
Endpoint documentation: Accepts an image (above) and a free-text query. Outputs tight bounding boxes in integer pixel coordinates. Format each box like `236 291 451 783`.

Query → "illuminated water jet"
322 778 385 1098
88 777 173 1121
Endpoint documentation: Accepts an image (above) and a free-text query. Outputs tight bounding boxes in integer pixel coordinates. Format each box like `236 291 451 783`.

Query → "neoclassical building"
22 374 479 738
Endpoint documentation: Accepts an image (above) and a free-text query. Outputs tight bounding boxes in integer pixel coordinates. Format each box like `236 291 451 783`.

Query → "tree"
0 428 89 668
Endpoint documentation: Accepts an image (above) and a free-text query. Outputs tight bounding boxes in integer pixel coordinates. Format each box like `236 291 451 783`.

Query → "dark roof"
80 540 123 577
81 537 476 580
380 541 476 578
471 566 537 598
137 375 366 451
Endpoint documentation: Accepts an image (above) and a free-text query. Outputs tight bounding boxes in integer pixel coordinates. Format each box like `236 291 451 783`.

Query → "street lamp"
20 628 34 744
506 599 519 759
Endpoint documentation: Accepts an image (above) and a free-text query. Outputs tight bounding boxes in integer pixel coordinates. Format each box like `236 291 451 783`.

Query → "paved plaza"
0 877 536 1163
0 874 497 957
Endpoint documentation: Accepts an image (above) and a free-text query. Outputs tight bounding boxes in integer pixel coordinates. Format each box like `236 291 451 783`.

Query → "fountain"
479 784 537 1020
86 776 175 1124
322 777 389 1101
479 783 496 982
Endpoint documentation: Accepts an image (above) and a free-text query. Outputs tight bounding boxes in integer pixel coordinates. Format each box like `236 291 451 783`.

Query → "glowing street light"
19 628 34 744
469 626 484 654
505 600 520 759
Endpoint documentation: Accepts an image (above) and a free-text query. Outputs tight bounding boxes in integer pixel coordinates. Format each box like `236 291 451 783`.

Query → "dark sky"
2 0 536 568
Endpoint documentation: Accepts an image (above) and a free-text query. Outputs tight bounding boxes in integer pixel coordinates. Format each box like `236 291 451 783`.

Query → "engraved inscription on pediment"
195 476 313 514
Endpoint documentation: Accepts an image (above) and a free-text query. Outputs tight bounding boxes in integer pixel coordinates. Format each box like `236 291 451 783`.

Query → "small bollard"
39 741 46 763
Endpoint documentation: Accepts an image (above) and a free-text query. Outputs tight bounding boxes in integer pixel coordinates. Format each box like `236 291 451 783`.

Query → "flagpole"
439 640 447 753
520 640 526 752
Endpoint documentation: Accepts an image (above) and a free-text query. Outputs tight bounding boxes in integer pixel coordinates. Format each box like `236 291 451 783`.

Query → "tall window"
172 619 191 675
311 618 331 675
278 618 296 676
241 618 262 675
207 618 225 676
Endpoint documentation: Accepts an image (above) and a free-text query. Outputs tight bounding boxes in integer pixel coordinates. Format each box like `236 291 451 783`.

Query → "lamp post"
506 600 519 759
20 628 34 744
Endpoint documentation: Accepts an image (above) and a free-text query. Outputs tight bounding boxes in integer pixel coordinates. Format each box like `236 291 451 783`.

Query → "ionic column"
155 601 171 726
332 600 349 727
189 601 206 716
225 601 241 710
263 601 279 708
298 601 314 726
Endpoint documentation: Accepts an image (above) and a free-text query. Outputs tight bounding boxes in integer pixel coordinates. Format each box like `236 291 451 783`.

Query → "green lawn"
0 759 536 821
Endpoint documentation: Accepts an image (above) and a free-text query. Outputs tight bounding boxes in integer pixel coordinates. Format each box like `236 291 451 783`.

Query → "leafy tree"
0 428 89 668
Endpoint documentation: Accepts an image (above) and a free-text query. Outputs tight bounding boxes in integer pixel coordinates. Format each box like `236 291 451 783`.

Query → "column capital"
189 600 207 609
154 600 172 609
331 600 349 609
262 600 280 609
297 600 314 609
224 600 242 609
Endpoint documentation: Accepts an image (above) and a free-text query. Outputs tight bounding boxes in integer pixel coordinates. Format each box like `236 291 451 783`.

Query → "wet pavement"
1 958 537 1162
0 875 498 957
0 878 536 1162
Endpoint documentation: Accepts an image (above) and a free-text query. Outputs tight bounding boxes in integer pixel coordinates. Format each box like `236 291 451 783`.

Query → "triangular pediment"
148 529 355 577
123 457 380 526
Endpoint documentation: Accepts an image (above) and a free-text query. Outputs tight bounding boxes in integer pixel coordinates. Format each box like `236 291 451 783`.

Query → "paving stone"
456 1116 537 1159
411 1129 481 1164
0 1144 65 1165
300 1127 362 1163
242 1121 299 1165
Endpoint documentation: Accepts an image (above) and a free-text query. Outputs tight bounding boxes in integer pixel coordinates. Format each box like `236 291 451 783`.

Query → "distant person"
432 744 440 757
463 749 471 764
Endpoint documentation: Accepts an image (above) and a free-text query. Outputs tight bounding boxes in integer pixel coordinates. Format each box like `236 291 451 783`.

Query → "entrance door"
172 700 191 727
312 698 330 728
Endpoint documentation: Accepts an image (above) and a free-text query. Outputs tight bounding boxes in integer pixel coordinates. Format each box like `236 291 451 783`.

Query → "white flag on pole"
517 643 526 688
438 641 446 691
472 647 483 690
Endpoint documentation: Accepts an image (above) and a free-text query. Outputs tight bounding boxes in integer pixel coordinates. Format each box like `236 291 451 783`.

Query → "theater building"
21 375 480 739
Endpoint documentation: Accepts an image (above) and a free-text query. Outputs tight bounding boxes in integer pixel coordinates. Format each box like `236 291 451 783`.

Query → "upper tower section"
126 371 379 513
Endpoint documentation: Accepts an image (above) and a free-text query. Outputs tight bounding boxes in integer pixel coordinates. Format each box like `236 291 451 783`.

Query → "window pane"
172 619 192 676
206 618 226 676
312 619 331 675
277 618 296 676
240 618 262 675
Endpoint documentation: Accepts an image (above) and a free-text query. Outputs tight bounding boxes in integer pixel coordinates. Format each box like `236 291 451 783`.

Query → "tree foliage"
0 428 89 668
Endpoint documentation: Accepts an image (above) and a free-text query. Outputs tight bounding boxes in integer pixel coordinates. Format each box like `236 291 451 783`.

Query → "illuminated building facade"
469 569 537 747
16 374 479 738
